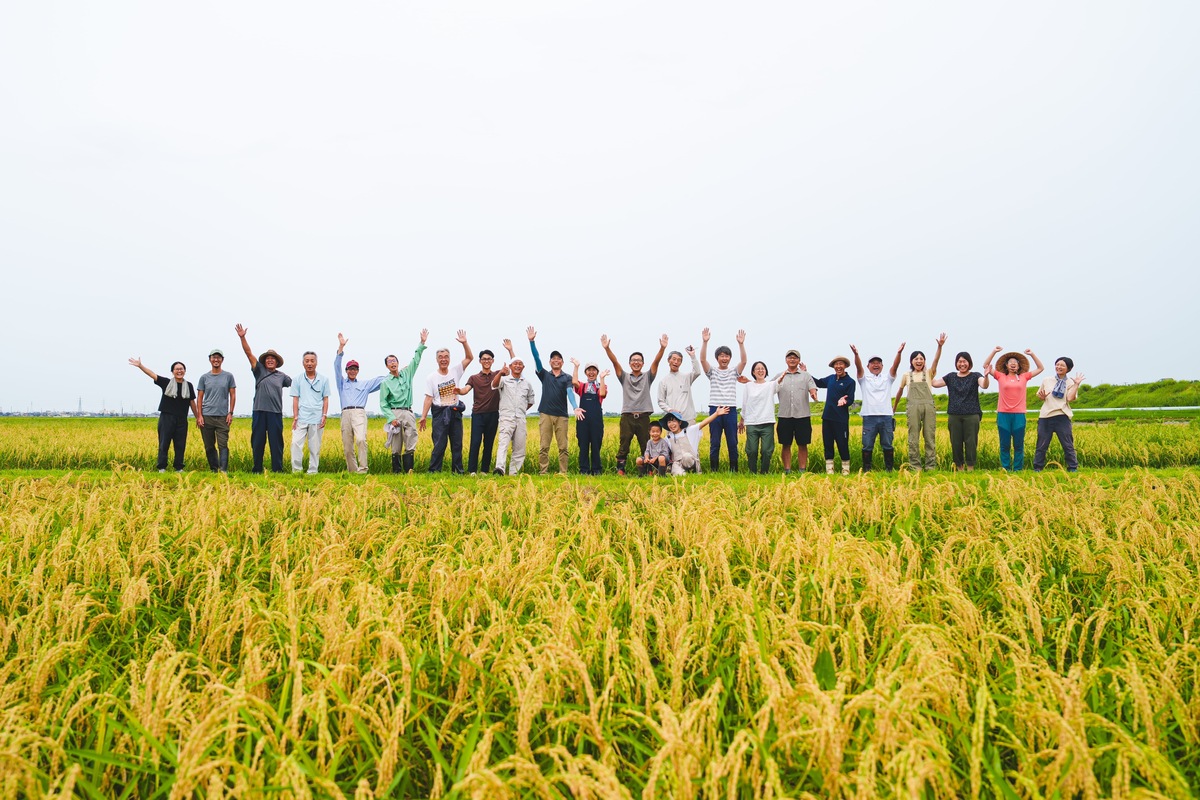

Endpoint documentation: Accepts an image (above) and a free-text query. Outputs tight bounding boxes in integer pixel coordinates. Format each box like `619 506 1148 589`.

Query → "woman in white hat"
990 348 1044 471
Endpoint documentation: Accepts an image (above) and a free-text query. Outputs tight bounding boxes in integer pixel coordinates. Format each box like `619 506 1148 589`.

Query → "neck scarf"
164 379 191 400
1052 376 1068 399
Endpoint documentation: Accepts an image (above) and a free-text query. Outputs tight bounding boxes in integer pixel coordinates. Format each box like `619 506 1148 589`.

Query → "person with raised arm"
128 357 200 472
852 342 903 472
570 357 609 475
932 342 995 472
700 327 747 472
1033 358 1085 472
526 327 577 475
491 353 536 476
379 329 428 474
657 344 702 422
334 332 387 474
196 348 236 472
602 332 667 476
893 333 945 471
991 348 1044 471
814 355 857 475
289 351 330 474
235 323 292 474
419 330 473 474
660 407 730 475
775 349 818 475
457 342 498 476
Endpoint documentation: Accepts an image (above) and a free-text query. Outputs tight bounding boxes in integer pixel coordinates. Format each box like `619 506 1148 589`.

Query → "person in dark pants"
570 358 609 475
602 333 667 475
458 348 500 475
196 349 236 472
814 356 856 475
932 344 997 471
1033 357 1085 472
235 324 292 473
419 330 473 473
700 327 747 472
128 357 200 472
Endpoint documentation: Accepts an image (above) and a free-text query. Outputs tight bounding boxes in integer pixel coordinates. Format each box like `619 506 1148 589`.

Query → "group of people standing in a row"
129 326 1085 476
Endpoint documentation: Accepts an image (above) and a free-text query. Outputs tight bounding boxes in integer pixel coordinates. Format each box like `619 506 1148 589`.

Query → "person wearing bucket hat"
660 406 730 475
851 342 904 472
570 357 609 475
1033 357 1085 472
236 323 292 473
814 355 856 474
990 348 1044 471
196 348 237 472
894 333 946 471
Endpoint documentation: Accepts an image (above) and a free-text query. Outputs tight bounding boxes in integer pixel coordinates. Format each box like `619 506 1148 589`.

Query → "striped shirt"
707 367 740 406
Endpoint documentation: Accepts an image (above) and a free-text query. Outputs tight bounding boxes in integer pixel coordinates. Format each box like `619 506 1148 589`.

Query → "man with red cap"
335 332 387 473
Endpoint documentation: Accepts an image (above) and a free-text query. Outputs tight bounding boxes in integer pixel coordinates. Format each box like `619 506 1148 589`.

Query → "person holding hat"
335 332 389 474
851 342 903 472
290 351 331 474
235 324 292 474
128 356 200 472
893 334 946 471
660 406 730 475
775 349 818 475
1033 357 1085 472
602 332 668 476
931 343 997 471
814 355 857 474
570 357 609 475
991 348 1044 471
196 348 236 472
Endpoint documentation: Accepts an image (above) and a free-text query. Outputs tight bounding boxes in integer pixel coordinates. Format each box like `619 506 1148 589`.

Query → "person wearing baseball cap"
335 332 388 473
851 342 904 472
814 354 856 475
196 348 237 472
775 348 818 475
235 323 292 473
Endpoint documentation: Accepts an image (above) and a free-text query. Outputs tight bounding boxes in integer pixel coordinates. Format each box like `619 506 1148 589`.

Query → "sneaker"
157 469 166 473
493 468 505 476
469 472 477 476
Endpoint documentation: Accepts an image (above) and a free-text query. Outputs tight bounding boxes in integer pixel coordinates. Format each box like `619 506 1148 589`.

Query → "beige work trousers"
538 414 569 474
341 408 369 473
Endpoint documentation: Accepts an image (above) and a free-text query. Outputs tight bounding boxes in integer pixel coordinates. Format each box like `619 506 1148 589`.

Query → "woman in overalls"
571 359 608 475
892 334 945 471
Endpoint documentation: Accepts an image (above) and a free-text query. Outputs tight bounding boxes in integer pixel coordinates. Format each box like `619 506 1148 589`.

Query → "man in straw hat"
814 354 857 475
991 348 1044 471
235 323 292 473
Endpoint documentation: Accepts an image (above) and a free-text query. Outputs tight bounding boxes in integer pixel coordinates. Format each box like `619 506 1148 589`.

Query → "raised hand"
735 329 746 344
935 332 947 347
235 324 248 338
128 357 143 368
502 339 515 357
686 345 695 355
499 362 510 376
849 344 859 355
600 334 610 349
1024 348 1034 356
1073 372 1086 385
570 357 580 367
798 361 807 372
456 329 468 344
898 342 906 352
991 346 1003 354
660 334 668 349
338 332 349 349
526 326 537 341
701 327 711 342
419 328 429 344
599 369 610 380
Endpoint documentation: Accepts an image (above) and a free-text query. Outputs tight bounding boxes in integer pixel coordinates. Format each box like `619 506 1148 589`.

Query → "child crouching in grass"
636 421 673 476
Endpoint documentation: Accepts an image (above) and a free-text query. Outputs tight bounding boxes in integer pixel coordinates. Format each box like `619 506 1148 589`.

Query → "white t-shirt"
667 426 704 454
425 363 465 407
741 381 779 425
858 373 895 417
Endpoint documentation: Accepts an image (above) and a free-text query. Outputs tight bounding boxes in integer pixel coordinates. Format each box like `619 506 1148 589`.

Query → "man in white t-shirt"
852 342 904 472
419 330 473 473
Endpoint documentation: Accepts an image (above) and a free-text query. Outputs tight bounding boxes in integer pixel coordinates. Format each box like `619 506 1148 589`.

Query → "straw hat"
828 355 851 368
998 351 1029 374
258 349 285 368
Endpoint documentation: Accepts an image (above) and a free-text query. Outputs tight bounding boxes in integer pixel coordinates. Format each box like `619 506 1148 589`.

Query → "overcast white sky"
2 2 1197 413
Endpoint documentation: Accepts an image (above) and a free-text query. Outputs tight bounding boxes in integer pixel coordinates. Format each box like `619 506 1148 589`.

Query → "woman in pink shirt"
992 349 1044 471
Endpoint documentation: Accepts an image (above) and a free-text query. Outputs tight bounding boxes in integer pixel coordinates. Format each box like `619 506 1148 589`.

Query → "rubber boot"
657 463 668 476
841 462 851 476
861 449 873 473
883 449 895 472
391 454 402 474
402 453 414 474
825 459 835 475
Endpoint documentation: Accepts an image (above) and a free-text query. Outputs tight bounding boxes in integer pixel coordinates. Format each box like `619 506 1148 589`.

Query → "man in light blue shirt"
290 351 331 474
334 333 387 473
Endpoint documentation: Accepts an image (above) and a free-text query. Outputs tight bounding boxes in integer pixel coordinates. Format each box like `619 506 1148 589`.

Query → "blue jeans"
251 410 285 473
708 405 739 471
861 415 895 451
430 405 464 473
996 412 1027 471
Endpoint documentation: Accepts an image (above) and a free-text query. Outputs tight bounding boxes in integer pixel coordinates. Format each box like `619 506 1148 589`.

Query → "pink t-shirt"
993 370 1032 413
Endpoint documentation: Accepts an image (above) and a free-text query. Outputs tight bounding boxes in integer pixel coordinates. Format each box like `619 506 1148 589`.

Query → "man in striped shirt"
700 327 747 472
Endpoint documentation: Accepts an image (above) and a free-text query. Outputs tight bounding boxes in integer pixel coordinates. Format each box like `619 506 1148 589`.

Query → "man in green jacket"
380 329 428 473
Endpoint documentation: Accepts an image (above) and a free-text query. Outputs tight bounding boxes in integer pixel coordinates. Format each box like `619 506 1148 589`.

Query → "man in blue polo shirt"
335 332 386 474
290 350 331 474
